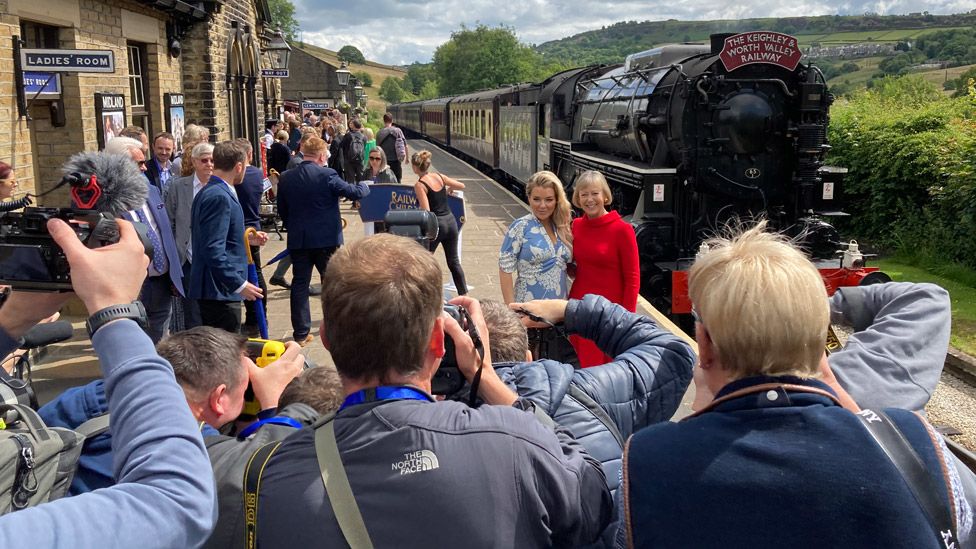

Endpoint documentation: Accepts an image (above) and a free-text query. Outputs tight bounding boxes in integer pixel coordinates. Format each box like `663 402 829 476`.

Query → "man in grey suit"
164 141 214 330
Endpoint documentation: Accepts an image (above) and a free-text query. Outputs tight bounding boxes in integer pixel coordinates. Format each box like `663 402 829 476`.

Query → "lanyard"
237 416 303 439
339 386 434 411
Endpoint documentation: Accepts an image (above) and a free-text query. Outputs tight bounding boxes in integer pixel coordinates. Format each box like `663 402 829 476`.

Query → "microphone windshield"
20 320 74 350
62 152 148 215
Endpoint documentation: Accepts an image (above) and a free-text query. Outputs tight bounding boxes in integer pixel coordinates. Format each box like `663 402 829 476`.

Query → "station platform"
25 139 697 418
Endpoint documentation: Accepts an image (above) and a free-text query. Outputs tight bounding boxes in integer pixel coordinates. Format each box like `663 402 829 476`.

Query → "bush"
828 75 976 268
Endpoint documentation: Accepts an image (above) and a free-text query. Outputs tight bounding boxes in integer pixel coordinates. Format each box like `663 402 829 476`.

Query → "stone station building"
0 0 283 202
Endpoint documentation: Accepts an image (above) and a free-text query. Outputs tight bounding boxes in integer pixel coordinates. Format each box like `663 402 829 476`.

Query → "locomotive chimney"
710 33 735 55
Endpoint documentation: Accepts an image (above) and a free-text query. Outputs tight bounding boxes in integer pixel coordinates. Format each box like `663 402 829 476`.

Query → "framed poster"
164 93 185 151
95 92 126 150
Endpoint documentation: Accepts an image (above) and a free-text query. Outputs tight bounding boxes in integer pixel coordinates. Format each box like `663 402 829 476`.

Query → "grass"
875 259 976 355
796 26 973 46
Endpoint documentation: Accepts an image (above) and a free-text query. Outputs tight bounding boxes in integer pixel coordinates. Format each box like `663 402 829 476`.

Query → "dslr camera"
433 303 481 395
0 208 152 291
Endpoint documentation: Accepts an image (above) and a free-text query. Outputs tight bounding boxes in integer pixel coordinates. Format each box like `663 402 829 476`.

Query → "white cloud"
292 0 976 65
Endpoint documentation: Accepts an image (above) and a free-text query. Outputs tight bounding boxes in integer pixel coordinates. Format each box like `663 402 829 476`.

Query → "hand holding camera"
246 340 306 411
443 297 517 407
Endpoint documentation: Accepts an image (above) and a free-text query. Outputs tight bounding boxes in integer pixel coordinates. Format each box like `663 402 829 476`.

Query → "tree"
404 63 437 95
433 25 541 95
354 71 373 88
418 80 439 100
337 45 366 64
267 0 300 41
379 77 407 103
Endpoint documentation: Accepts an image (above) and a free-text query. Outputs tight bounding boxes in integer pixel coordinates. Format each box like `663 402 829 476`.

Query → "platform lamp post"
336 60 351 106
265 29 292 71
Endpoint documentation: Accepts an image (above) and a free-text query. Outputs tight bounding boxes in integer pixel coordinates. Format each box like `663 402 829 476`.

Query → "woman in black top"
268 131 291 174
412 150 468 295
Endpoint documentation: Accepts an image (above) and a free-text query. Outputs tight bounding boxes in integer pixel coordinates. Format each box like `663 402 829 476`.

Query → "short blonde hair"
572 171 612 209
364 127 375 141
321 234 442 381
688 221 828 380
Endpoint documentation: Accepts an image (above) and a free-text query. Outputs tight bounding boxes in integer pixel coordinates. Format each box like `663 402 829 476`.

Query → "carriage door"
537 104 551 171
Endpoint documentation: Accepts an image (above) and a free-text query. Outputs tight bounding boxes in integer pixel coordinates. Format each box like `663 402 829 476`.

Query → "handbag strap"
856 409 958 547
315 418 374 549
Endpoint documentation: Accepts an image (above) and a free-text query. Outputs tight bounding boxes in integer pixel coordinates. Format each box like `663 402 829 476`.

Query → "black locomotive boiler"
391 31 886 315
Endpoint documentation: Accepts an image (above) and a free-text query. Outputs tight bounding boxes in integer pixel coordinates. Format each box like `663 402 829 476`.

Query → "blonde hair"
410 150 432 173
303 136 327 157
321 234 442 381
364 127 375 141
572 170 612 209
526 171 573 249
180 124 210 176
688 221 829 380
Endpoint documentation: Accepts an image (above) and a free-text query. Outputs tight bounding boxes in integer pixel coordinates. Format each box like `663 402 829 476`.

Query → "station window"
127 43 152 134
20 20 59 48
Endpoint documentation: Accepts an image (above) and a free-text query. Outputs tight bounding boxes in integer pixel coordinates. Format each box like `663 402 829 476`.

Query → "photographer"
39 326 304 494
256 234 612 547
0 219 215 548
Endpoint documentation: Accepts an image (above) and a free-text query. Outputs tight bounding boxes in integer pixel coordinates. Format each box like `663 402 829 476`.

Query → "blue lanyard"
339 386 434 411
237 416 302 439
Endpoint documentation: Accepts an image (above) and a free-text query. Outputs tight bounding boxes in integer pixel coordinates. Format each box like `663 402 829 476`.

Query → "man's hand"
509 299 568 329
445 296 517 406
247 341 305 410
49 218 149 314
240 282 263 301
247 231 269 247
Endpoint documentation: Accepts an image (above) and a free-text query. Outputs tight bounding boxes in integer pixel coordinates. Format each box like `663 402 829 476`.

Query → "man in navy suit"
189 141 264 333
145 132 176 194
105 137 185 343
277 136 369 345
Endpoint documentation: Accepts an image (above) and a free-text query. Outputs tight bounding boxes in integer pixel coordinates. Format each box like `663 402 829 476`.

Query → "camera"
239 338 315 419
433 303 481 395
384 210 439 246
0 208 152 291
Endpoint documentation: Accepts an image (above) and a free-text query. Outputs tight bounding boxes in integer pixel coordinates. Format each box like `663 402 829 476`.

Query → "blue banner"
358 184 465 229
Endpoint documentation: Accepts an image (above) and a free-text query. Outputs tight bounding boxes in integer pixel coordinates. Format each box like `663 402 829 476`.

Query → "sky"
291 0 976 66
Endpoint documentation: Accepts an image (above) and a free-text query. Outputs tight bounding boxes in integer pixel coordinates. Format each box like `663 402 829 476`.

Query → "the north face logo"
391 450 439 475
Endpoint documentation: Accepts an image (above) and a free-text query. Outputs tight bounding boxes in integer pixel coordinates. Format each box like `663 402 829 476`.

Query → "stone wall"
0 8 34 195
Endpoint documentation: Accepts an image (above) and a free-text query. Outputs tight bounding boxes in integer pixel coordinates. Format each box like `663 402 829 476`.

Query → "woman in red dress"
569 171 641 367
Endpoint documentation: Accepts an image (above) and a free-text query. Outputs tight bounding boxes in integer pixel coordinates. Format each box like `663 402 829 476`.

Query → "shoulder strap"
379 131 394 146
567 385 625 449
243 440 283 549
856 409 958 547
314 418 374 549
75 413 111 438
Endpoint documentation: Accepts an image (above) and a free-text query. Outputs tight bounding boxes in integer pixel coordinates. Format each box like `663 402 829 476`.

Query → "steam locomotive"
391 31 887 314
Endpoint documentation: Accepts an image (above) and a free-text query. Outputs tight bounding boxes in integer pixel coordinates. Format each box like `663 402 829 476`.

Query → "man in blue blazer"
189 141 263 333
276 136 369 345
105 137 184 343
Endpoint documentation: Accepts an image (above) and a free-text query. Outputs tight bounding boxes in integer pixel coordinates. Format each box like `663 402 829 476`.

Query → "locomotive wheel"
859 271 892 286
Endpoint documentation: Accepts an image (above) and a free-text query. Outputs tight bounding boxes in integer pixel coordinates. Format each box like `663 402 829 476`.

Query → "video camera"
384 210 438 246
0 208 152 291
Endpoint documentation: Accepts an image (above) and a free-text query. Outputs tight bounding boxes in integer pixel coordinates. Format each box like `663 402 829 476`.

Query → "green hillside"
536 13 976 66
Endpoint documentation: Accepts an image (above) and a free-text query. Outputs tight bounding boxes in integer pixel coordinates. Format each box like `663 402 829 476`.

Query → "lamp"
354 81 364 99
265 29 291 70
361 93 368 106
336 61 351 87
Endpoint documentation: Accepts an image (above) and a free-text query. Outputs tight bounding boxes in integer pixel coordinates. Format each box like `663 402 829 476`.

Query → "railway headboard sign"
20 49 115 73
358 184 465 229
719 32 802 72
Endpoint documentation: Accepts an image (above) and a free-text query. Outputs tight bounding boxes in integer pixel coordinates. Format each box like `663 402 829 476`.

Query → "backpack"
347 132 366 168
0 404 85 514
394 129 407 162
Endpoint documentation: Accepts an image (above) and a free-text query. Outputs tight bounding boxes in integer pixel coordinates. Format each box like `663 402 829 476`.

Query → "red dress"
568 210 641 367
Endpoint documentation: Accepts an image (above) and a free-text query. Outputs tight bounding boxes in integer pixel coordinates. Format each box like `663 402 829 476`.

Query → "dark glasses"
369 156 382 160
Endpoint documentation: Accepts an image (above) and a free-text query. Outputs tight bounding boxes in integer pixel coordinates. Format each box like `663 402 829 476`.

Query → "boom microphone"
61 152 148 215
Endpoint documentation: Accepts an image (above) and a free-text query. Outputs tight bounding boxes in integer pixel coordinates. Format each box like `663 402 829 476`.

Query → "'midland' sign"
719 32 802 72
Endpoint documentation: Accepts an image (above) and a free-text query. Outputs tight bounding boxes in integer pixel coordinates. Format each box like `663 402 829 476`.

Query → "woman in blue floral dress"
499 170 574 303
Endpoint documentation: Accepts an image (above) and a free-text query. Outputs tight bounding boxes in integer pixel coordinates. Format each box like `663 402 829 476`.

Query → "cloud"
292 0 976 65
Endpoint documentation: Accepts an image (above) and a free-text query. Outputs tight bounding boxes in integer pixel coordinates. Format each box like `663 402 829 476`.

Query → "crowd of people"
0 106 972 549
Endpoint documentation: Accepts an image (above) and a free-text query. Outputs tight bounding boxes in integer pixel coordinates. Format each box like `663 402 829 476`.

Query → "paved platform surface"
26 139 697 418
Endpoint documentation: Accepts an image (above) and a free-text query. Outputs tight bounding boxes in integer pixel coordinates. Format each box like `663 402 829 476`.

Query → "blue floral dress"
499 214 572 302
